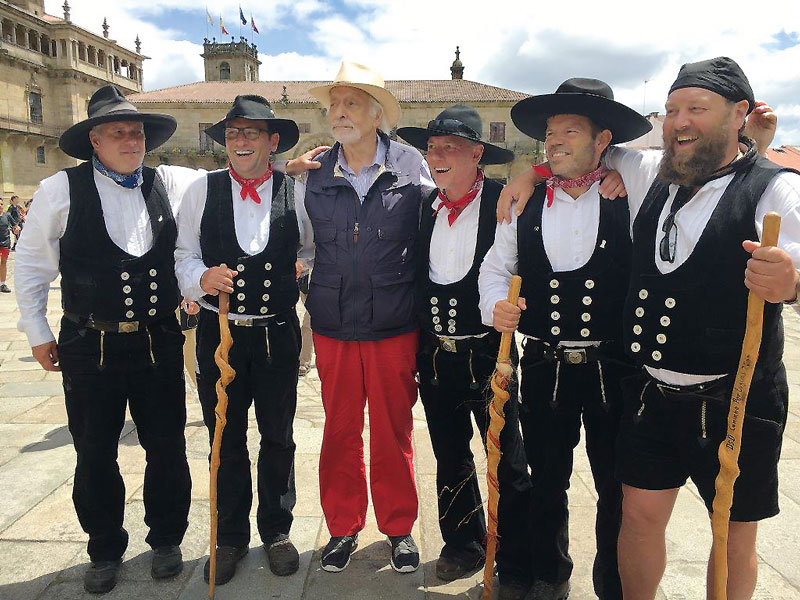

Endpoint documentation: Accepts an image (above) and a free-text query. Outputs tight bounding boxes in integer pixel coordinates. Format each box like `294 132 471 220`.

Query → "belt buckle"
565 349 587 365
439 336 458 353
118 321 139 333
233 317 253 327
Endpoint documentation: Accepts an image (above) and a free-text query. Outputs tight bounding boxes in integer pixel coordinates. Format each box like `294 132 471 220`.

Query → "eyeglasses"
224 127 267 140
658 186 692 263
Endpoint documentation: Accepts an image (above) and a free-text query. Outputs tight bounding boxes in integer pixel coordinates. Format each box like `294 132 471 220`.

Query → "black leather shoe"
203 546 248 585
530 579 570 600
497 580 531 600
264 534 299 576
151 545 183 579
84 559 121 594
435 551 484 581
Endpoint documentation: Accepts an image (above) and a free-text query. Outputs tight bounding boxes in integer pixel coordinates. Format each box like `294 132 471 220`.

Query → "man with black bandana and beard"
499 57 799 600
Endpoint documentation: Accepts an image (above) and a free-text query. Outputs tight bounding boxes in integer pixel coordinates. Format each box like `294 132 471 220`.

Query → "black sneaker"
84 559 121 594
320 534 358 572
387 534 419 573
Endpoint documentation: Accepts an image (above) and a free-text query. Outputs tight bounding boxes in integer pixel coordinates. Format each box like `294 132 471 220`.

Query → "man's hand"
599 170 627 199
285 146 331 177
12 226 20 236
492 298 527 332
200 264 237 296
497 168 539 223
180 298 200 315
32 341 60 371
742 240 798 303
744 101 777 155
295 260 304 280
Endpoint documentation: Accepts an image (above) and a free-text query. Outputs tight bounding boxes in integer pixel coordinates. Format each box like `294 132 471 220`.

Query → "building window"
29 92 43 124
298 123 311 134
219 62 231 80
36 146 46 164
489 122 506 143
199 123 214 152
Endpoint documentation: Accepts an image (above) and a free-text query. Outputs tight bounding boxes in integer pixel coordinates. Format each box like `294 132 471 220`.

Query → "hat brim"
59 111 177 160
205 117 300 154
396 126 514 165
309 82 401 129
510 94 652 143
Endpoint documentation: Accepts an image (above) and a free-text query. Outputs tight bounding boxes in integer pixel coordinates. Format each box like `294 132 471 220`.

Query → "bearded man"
301 61 433 574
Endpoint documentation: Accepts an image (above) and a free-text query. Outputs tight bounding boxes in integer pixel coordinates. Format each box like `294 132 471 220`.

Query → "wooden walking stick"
482 274 523 600
209 285 236 599
710 212 781 600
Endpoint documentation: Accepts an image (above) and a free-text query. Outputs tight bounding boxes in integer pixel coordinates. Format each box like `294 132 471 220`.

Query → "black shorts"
615 366 788 522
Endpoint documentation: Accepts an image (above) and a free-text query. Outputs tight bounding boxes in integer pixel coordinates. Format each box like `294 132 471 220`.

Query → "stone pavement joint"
1 253 799 599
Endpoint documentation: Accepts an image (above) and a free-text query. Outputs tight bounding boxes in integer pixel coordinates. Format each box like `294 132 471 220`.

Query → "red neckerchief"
533 164 607 208
434 170 485 226
227 161 273 204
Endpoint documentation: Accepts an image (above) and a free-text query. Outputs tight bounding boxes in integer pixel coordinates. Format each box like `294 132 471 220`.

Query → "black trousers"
196 308 300 548
519 344 635 600
59 315 191 562
417 335 532 586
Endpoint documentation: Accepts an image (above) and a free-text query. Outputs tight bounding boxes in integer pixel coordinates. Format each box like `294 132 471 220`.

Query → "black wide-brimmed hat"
397 104 514 165
59 85 177 160
511 78 651 143
205 95 300 154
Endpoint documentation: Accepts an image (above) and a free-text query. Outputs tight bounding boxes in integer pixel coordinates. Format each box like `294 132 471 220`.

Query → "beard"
658 115 732 186
331 119 365 145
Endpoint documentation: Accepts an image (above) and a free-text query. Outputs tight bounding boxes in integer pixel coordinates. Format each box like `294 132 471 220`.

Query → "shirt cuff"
183 264 208 302
17 316 56 348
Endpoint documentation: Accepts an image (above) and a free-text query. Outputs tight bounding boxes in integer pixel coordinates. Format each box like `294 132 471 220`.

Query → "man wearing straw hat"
175 94 314 585
14 85 197 593
397 105 533 599
302 61 433 574
480 78 651 600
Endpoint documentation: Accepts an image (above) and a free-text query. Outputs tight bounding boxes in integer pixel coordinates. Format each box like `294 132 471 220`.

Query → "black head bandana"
669 56 755 114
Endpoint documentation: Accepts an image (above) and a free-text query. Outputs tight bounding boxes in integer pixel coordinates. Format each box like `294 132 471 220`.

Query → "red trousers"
314 330 419 537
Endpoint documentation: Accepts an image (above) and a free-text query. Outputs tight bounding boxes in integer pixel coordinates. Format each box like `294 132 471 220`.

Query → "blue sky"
47 0 800 144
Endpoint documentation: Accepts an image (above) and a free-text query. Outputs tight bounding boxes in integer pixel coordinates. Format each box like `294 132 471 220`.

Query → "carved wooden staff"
209 287 236 599
711 212 781 600
482 274 522 600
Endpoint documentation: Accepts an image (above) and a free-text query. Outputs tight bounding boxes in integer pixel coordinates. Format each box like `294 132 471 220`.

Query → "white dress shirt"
429 189 483 285
478 182 605 347
605 145 800 384
174 169 314 319
15 164 204 348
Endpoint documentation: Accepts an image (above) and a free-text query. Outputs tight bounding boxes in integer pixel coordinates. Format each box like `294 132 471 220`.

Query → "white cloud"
46 0 800 144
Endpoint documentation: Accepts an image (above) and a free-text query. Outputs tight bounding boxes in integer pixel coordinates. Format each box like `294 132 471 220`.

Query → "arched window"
219 62 231 80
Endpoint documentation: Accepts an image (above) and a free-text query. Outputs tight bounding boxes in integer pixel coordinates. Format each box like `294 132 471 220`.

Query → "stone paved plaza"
1 253 799 599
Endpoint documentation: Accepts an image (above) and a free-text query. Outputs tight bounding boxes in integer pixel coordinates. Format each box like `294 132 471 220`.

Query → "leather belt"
424 331 491 354
64 312 144 334
524 338 604 364
201 307 288 328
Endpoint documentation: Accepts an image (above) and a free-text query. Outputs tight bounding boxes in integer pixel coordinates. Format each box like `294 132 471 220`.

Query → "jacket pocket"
313 226 338 266
306 270 342 331
370 269 415 331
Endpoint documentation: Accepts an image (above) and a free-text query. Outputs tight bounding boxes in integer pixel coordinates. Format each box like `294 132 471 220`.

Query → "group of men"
12 54 799 600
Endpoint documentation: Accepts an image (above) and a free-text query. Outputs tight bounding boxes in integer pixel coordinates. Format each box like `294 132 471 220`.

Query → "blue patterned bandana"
92 154 143 189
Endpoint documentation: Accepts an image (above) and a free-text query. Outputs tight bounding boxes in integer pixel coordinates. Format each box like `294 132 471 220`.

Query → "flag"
250 15 259 34
206 8 214 25
220 16 229 35
239 6 247 25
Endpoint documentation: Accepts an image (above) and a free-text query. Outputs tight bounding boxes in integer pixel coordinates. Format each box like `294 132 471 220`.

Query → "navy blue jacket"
303 132 426 341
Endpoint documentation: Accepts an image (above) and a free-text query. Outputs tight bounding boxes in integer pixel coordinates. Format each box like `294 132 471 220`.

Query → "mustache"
332 118 356 128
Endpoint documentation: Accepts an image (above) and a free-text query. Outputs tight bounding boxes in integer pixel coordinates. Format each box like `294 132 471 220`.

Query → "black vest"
517 184 632 343
60 162 180 322
200 170 299 316
416 178 501 337
624 157 796 374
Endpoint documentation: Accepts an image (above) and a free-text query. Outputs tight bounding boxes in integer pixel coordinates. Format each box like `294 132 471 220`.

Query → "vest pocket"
313 226 338 265
306 270 342 330
370 269 414 331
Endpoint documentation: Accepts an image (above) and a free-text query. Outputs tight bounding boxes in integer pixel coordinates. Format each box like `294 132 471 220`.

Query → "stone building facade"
130 45 542 181
0 0 144 200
